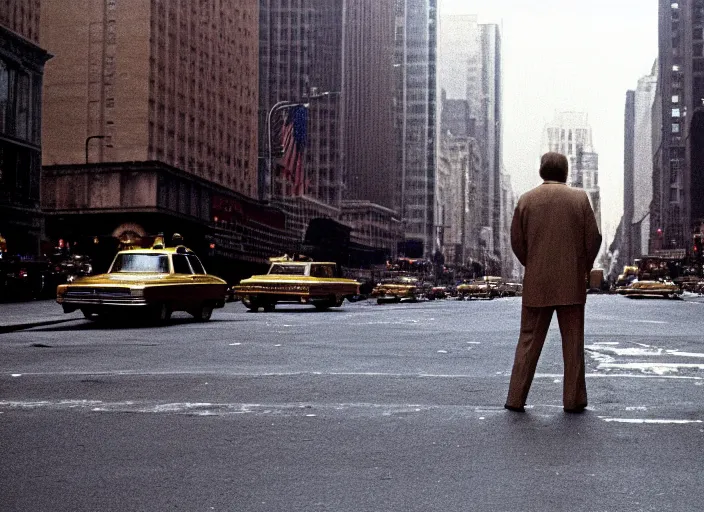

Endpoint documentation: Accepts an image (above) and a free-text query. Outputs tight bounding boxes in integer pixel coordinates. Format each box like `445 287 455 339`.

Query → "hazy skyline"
439 0 659 246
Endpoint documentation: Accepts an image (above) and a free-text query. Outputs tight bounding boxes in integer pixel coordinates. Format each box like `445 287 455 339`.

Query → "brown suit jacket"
511 181 602 307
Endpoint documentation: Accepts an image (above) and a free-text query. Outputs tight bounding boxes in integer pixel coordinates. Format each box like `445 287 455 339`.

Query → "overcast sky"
439 0 659 245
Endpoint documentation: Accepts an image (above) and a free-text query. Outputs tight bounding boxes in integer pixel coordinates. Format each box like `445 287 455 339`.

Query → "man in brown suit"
505 152 602 413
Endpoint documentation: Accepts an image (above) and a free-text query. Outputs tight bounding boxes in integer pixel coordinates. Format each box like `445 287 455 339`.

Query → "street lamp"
263 91 341 201
85 135 106 164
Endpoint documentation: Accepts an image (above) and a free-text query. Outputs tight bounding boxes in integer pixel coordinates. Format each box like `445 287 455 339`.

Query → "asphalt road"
1 295 703 511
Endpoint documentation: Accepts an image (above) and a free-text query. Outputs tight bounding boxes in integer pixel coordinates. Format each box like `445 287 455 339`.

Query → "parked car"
233 260 360 312
56 246 227 322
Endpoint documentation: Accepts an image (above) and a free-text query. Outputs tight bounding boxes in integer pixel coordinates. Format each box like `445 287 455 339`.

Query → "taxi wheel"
81 309 98 321
313 300 333 311
192 303 213 321
334 298 344 308
154 303 172 323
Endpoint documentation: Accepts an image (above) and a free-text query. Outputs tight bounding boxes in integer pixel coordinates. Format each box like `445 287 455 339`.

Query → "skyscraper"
437 95 482 266
542 111 602 233
653 0 704 251
633 65 658 258
438 14 477 101
623 90 636 265
475 24 503 266
395 0 438 258
342 0 397 210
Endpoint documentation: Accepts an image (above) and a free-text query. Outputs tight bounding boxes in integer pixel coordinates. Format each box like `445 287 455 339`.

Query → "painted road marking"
598 417 703 425
1 370 703 380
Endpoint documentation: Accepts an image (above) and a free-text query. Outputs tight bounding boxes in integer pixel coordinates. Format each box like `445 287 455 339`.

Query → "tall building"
437 94 482 267
650 61 664 253
43 0 258 196
499 171 516 279
342 0 397 211
438 14 477 100
259 0 401 254
623 90 636 266
632 65 658 258
1 0 40 43
0 0 50 256
437 14 507 274
542 111 602 233
395 0 438 258
653 0 704 251
474 24 503 270
39 1 287 278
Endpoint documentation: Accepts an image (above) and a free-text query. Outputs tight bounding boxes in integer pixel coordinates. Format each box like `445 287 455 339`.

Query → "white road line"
599 417 703 425
598 363 704 373
2 370 703 380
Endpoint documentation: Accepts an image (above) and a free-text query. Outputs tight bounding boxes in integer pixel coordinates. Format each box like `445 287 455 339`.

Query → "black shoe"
504 404 525 413
564 405 587 414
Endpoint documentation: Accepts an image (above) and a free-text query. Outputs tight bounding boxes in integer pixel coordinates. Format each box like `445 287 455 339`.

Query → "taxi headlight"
131 288 145 297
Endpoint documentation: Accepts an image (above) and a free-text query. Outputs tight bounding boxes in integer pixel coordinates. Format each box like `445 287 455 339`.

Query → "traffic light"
694 234 703 263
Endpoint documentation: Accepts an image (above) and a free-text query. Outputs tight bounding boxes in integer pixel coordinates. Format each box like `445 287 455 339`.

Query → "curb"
0 318 80 335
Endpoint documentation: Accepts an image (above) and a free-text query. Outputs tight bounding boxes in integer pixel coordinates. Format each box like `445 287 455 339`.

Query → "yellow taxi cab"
370 276 422 304
56 245 227 322
457 276 503 300
616 280 682 299
233 259 360 312
615 265 638 288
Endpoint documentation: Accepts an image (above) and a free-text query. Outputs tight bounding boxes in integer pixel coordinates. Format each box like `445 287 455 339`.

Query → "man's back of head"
539 152 569 183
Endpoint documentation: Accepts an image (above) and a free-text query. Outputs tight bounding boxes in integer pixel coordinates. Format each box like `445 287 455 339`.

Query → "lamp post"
263 91 341 201
85 135 106 164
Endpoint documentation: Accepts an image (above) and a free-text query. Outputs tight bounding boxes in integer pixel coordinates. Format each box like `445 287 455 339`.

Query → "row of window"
0 58 40 145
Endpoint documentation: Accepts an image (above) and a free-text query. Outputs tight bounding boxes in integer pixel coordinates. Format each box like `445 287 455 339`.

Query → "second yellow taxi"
233 259 360 312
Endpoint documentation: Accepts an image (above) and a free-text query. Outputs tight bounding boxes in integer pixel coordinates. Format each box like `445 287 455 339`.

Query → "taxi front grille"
65 287 132 299
237 284 310 293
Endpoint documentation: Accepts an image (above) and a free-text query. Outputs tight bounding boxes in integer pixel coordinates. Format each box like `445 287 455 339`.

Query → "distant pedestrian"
505 152 602 413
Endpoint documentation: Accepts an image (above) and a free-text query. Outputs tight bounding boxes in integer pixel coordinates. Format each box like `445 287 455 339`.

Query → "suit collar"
542 180 567 185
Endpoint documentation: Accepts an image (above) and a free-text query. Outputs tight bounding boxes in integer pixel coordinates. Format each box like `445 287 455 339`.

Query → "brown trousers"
505 304 587 409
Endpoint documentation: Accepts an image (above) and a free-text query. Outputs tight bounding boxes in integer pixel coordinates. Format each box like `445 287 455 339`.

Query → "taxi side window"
187 255 206 274
311 265 333 278
172 254 193 274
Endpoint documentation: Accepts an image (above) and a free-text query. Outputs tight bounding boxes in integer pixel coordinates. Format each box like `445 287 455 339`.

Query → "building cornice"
0 25 52 70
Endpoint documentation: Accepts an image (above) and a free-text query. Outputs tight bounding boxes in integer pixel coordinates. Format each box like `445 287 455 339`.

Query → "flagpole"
265 92 340 201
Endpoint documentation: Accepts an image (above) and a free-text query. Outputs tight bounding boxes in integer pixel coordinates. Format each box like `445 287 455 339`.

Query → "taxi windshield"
109 253 170 273
269 264 306 275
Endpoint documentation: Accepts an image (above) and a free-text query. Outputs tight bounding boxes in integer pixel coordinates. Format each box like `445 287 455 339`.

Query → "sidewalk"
0 300 82 333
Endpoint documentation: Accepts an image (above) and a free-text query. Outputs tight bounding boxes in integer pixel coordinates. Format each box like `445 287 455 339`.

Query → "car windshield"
109 253 169 273
268 264 306 275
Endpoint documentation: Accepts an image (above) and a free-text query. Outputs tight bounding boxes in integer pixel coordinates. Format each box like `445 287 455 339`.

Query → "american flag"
278 106 308 196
